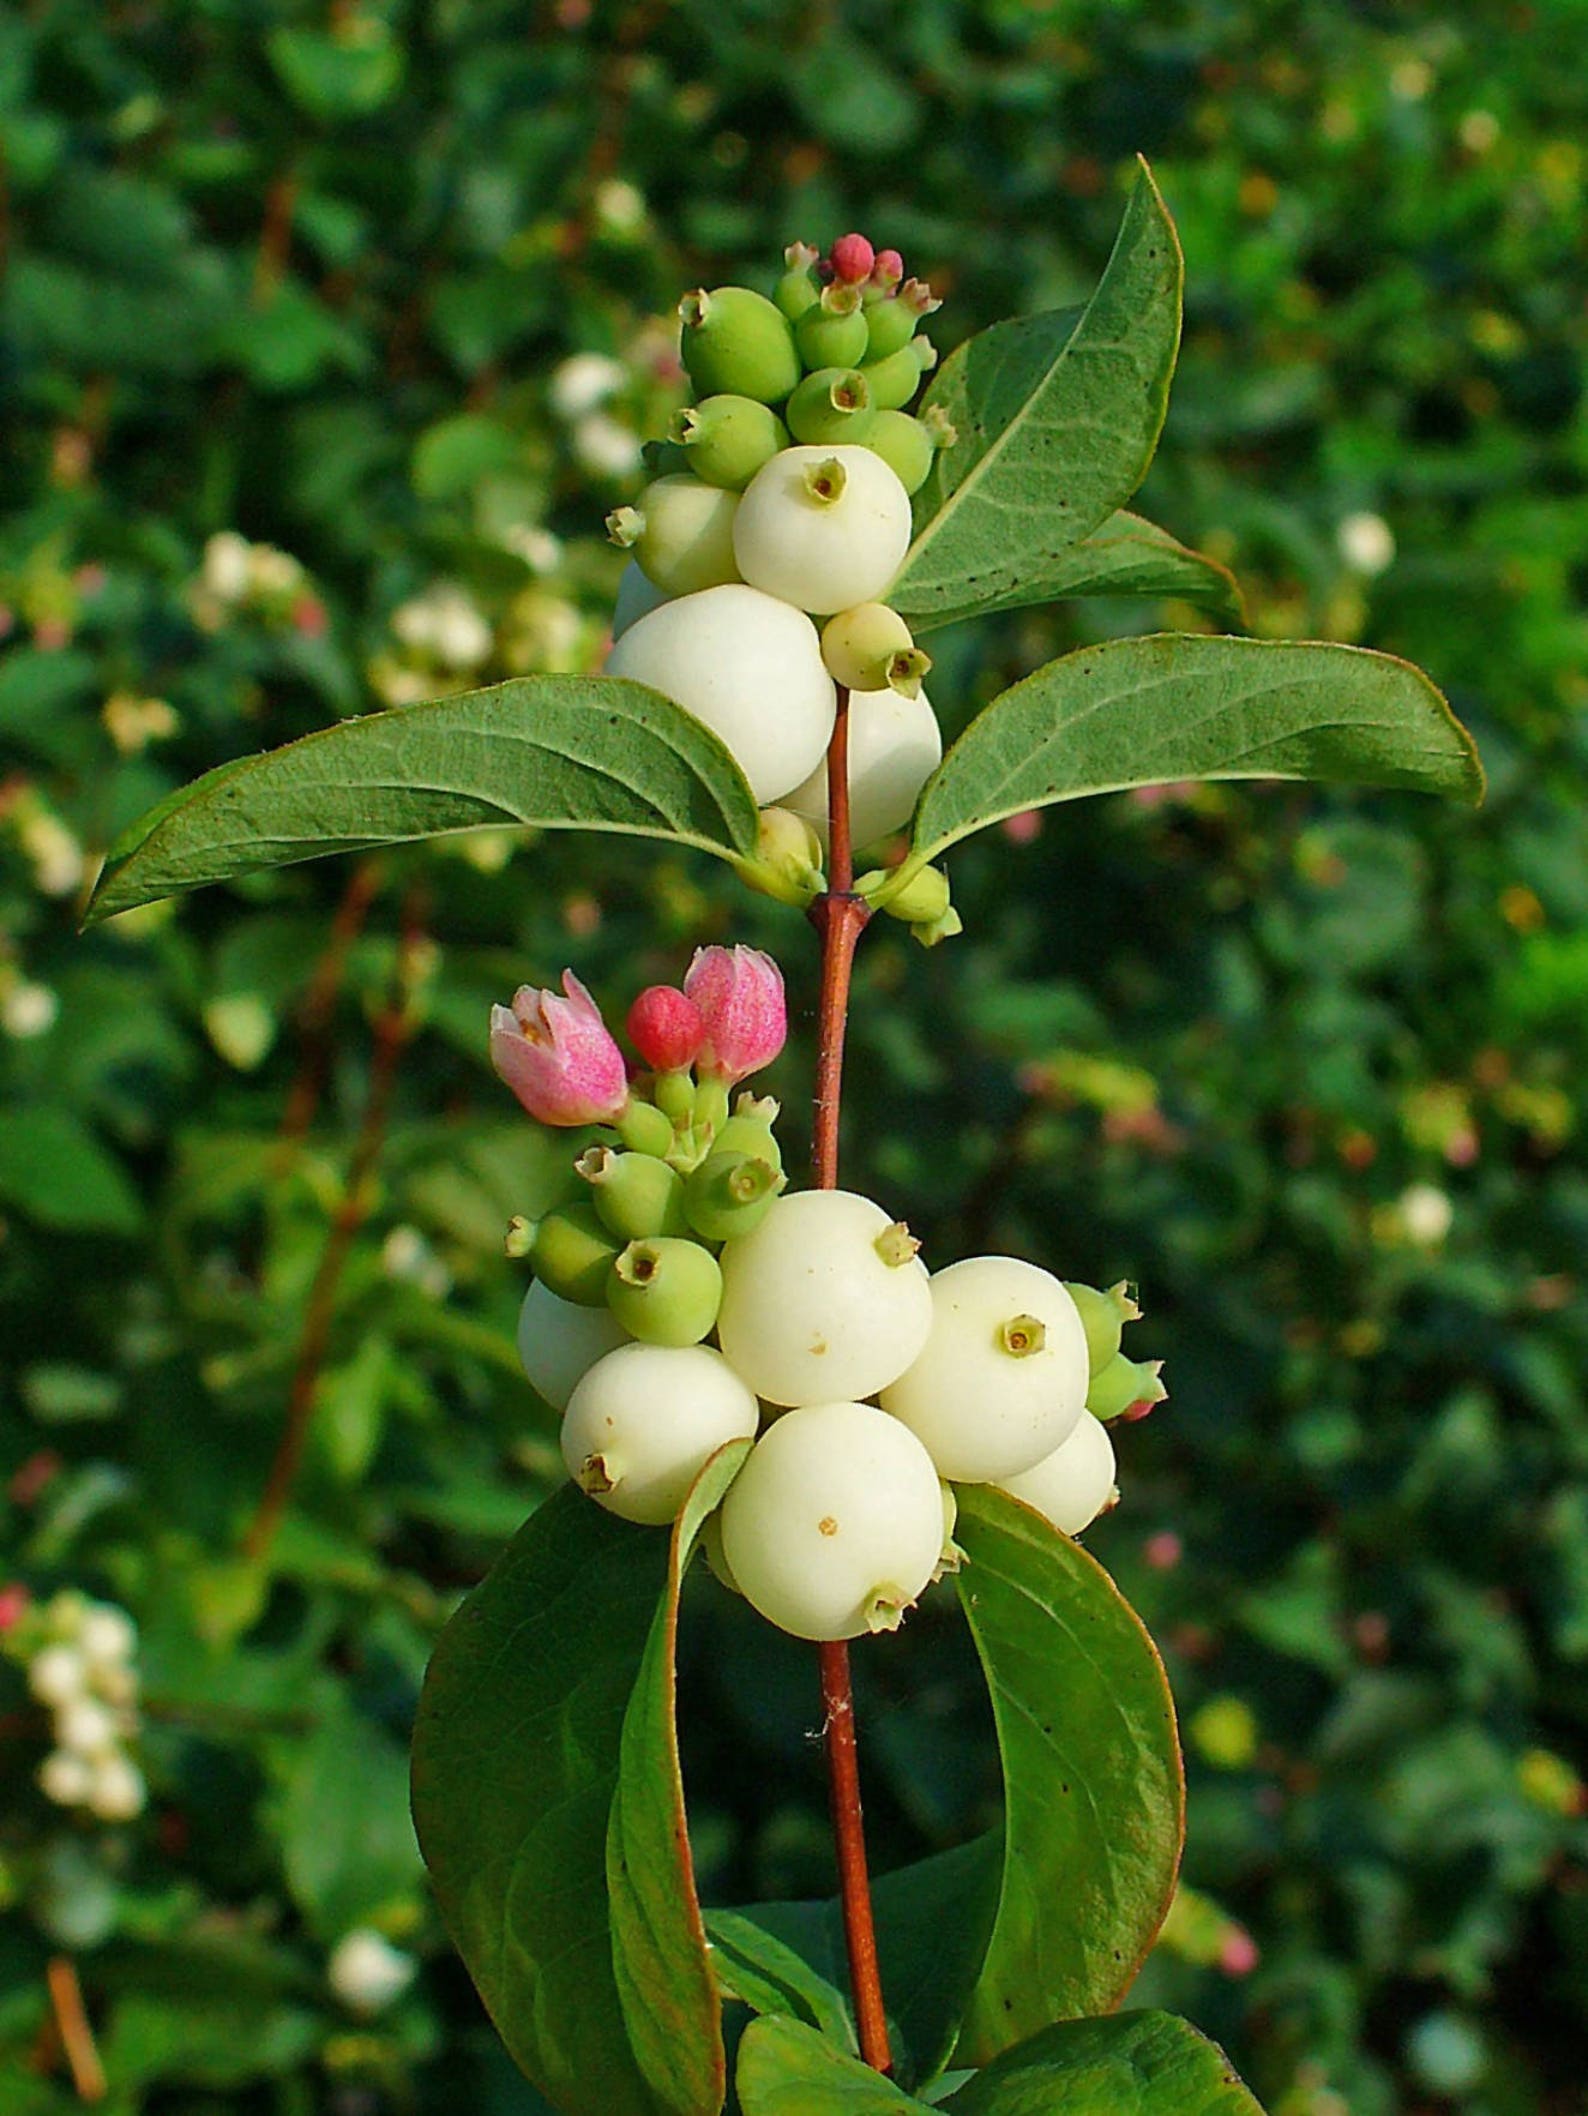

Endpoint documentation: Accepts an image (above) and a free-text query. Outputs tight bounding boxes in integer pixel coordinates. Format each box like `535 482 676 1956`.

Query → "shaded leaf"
941 2010 1266 2115
411 1487 687 2116
896 512 1244 635
85 676 760 924
892 163 1182 629
608 1441 752 2116
910 634 1485 869
0 1106 143 1235
951 1488 1184 2065
736 2016 929 2114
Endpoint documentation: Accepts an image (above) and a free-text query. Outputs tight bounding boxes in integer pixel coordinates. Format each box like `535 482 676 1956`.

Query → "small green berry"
774 242 822 323
671 395 789 491
865 409 937 496
820 602 926 693
578 1146 690 1242
614 1098 676 1158
786 368 876 448
609 475 741 597
1063 1280 1142 1377
607 1236 724 1346
1086 1350 1166 1423
859 340 934 413
684 1149 785 1243
795 285 870 372
679 285 801 405
714 1093 784 1176
533 1201 624 1307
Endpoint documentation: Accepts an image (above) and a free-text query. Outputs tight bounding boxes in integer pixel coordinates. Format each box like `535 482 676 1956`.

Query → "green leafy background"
2 5 1586 2115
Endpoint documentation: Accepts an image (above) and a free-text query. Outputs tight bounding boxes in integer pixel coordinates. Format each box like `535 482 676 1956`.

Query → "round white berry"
880 1256 1090 1482
38 1747 93 1808
607 583 836 804
719 1400 945 1640
997 1410 1118 1537
328 1928 418 2016
77 1605 137 1671
781 684 942 850
562 1342 759 1525
56 1696 120 1759
732 446 913 615
86 1752 146 1823
28 1644 87 1709
517 1278 630 1412
715 1189 931 1407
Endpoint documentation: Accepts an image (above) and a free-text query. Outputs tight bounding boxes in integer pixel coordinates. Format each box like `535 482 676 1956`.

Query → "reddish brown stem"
245 891 428 1562
805 687 890 2073
274 854 386 1162
45 1956 106 2103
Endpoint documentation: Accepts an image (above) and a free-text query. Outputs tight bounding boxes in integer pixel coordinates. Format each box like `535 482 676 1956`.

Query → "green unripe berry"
859 341 934 413
865 410 937 496
694 1075 730 1142
795 286 870 372
608 475 741 598
786 368 875 448
863 295 918 363
879 863 952 926
614 1098 676 1158
533 1201 624 1308
715 1093 784 1176
654 1070 697 1126
774 242 822 323
1086 1350 1166 1423
607 1236 724 1346
820 602 925 693
671 395 789 491
1063 1280 1141 1377
684 1149 786 1242
679 285 801 405
578 1146 690 1242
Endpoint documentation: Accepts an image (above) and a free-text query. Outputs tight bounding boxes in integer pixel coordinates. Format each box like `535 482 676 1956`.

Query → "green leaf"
736 2016 929 2114
704 1909 857 2052
940 2011 1266 2115
411 1488 691 2116
84 676 760 924
950 1487 1184 2065
608 1441 751 2116
909 634 1485 870
0 1106 144 1235
280 1703 423 1938
896 513 1244 635
892 162 1182 630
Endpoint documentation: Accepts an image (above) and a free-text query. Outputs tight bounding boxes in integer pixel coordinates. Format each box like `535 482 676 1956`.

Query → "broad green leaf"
608 1440 752 2116
736 2016 929 2114
411 1485 694 2116
717 1836 1001 2088
891 162 1182 629
951 1488 1184 2065
84 676 760 924
941 2011 1266 2116
280 1703 423 1939
896 512 1244 635
0 1105 143 1235
909 634 1485 871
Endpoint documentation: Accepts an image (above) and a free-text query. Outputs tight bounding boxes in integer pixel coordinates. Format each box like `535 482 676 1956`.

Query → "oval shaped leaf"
412 1453 744 2116
951 1487 1184 2066
84 675 760 924
737 2016 929 2114
897 512 1244 636
890 161 1183 630
609 1441 751 2116
941 2011 1266 2116
910 633 1485 869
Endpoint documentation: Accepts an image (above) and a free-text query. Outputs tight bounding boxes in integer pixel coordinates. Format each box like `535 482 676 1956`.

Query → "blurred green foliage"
2 3 1586 2112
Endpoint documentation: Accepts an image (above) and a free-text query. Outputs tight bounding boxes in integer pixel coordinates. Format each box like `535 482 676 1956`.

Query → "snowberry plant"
86 169 1482 2113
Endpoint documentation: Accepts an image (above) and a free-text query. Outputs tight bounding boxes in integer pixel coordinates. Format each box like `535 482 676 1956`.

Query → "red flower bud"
829 233 876 285
869 249 904 292
683 945 786 1085
490 970 629 1125
627 985 707 1073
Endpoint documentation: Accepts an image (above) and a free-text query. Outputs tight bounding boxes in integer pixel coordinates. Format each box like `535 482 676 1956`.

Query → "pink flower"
683 946 786 1085
627 986 706 1073
490 971 629 1125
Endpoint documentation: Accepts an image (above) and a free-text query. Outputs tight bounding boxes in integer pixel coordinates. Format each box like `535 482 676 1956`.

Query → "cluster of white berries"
24 1594 146 1822
605 233 950 858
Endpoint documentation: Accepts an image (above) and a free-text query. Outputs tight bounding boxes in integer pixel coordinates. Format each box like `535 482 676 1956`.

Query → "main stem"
807 687 890 2073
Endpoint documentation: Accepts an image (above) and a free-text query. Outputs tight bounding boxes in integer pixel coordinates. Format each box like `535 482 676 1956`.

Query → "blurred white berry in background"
1400 1182 1454 1246
392 582 494 670
549 352 628 422
1337 511 1396 576
328 1928 418 2015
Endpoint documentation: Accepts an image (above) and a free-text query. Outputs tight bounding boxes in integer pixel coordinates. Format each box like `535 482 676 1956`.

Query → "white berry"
77 1605 137 1670
28 1645 86 1709
38 1748 93 1808
781 684 942 850
86 1752 146 1823
607 583 836 804
562 1342 759 1525
56 1697 120 1759
328 1928 417 2016
732 446 913 615
716 1189 931 1407
880 1256 1090 1481
719 1400 945 1640
517 1278 629 1412
997 1410 1118 1536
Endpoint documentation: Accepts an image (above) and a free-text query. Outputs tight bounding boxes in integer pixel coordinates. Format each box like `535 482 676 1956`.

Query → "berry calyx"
683 1149 785 1242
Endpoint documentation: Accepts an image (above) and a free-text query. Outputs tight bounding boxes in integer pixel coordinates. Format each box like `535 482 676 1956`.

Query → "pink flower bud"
683 946 786 1085
1218 1929 1260 1978
830 233 875 285
490 970 629 1125
627 985 706 1073
869 249 904 292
